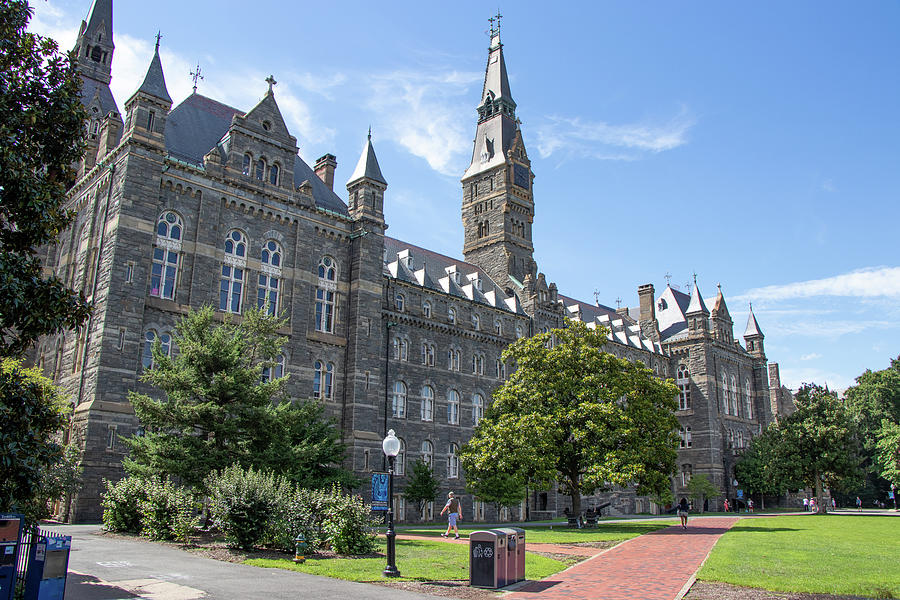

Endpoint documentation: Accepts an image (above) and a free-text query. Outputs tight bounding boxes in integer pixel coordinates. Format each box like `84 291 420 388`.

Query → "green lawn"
245 538 567 582
398 520 671 544
699 515 900 598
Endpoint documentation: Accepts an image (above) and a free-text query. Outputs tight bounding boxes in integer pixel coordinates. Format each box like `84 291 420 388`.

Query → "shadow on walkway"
65 573 139 600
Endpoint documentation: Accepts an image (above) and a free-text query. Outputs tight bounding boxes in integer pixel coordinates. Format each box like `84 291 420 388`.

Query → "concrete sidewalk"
50 525 439 600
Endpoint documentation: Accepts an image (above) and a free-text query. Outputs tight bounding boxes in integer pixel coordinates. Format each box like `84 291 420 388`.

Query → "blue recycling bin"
0 514 24 600
24 533 71 600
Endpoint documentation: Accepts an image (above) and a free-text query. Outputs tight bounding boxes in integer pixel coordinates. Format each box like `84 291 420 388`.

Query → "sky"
27 0 900 392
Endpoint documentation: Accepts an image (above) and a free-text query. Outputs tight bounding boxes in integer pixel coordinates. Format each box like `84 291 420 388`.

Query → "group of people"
721 498 753 513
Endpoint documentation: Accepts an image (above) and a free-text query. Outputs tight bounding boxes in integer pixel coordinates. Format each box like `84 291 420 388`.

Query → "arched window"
472 353 484 375
151 211 182 300
315 256 337 333
421 386 434 421
681 464 692 486
471 313 480 330
745 379 753 420
392 337 409 361
494 318 502 335
448 307 456 324
255 158 266 180
421 440 434 468
421 342 435 366
473 393 484 426
269 163 279 185
313 360 334 399
395 438 406 476
422 301 432 318
515 324 524 338
728 429 735 448
496 359 506 380
447 348 460 371
261 354 285 382
395 293 405 312
242 154 252 176
448 443 459 479
722 373 729 415
258 240 282 316
730 375 738 416
142 330 171 369
448 389 460 424
676 365 691 411
220 230 247 313
737 431 744 448
392 381 407 418
680 425 692 448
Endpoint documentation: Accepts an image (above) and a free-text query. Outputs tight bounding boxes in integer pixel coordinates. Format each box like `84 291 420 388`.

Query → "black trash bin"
469 530 507 588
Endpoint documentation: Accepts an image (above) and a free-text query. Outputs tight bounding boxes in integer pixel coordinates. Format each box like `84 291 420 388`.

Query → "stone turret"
744 303 765 358
123 37 172 149
685 276 709 335
347 131 387 224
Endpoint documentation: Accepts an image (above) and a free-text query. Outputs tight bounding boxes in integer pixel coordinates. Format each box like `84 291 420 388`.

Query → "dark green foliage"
320 485 377 555
685 474 719 512
101 477 148 533
845 357 900 487
139 479 198 542
33 444 83 518
206 464 291 551
403 459 440 518
0 358 69 517
273 487 332 552
460 320 679 516
875 420 900 487
735 425 790 498
464 471 525 518
0 0 91 357
124 306 354 492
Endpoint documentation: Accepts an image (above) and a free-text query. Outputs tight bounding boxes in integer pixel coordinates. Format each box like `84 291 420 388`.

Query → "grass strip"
698 514 900 598
245 538 567 582
399 520 671 544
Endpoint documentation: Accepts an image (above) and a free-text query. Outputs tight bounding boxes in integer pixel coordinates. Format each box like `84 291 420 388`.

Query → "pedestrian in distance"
748 498 754 513
856 496 862 511
831 497 836 510
677 497 689 529
440 491 463 539
803 497 809 512
723 499 729 513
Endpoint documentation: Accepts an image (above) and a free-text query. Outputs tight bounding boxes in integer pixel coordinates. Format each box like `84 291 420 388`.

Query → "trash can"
0 514 24 600
469 529 507 588
24 533 71 600
496 527 525 583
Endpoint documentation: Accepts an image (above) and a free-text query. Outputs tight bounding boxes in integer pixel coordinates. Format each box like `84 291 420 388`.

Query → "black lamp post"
382 429 401 578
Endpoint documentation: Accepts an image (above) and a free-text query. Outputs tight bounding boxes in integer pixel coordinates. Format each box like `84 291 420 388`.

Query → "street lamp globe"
383 429 401 458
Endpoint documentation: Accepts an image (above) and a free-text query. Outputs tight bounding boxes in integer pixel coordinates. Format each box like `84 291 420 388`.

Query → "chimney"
638 283 659 341
314 154 337 190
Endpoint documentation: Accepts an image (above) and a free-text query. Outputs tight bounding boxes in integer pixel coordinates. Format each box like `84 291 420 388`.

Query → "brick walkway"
507 517 740 600
396 534 606 557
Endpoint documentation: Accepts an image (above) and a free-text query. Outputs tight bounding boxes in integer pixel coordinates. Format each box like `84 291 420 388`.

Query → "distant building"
37 0 793 522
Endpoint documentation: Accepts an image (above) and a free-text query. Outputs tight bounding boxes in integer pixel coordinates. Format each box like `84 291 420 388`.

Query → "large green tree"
403 459 440 519
844 357 900 488
459 320 679 516
124 306 355 492
875 420 900 490
774 384 863 513
0 0 90 358
0 358 69 517
465 471 526 520
735 424 791 506
685 474 719 513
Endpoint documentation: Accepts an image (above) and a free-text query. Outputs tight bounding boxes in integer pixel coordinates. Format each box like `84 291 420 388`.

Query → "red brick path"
507 517 740 600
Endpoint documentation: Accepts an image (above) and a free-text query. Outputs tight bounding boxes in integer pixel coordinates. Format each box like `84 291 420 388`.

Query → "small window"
314 360 334 399
422 301 432 318
516 324 524 338
472 313 480 330
448 443 459 479
473 393 484 426
116 328 126 351
392 381 407 418
421 439 434 468
147 110 155 131
448 389 460 424
255 158 266 181
494 318 501 335
242 154 252 176
269 163 279 185
448 307 456 324
125 261 134 284
395 293 405 312
421 386 434 421
106 425 118 450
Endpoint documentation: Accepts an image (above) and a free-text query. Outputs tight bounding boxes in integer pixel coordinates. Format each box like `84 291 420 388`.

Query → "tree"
465 471 525 520
845 357 900 489
685 474 718 513
735 424 791 508
875 420 900 489
774 384 863 514
459 319 680 516
124 306 354 492
403 460 440 519
0 358 69 517
0 0 91 358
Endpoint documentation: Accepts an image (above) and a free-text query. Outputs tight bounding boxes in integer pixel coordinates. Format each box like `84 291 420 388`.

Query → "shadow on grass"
652 525 800 535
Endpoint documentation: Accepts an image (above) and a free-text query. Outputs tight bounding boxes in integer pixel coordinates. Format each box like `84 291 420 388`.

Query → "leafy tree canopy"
735 424 792 498
0 358 70 517
403 459 440 517
875 420 900 487
684 474 719 512
459 319 679 516
0 0 90 357
465 470 526 517
124 306 355 492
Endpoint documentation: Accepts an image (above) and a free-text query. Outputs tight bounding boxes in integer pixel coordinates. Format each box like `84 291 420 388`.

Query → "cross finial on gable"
489 10 502 36
615 297 622 309
265 74 277 94
368 125 372 141
190 62 204 94
664 272 672 286
155 31 162 52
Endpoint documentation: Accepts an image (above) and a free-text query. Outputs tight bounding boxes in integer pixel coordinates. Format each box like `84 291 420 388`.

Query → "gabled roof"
711 284 731 321
135 45 172 104
744 304 764 338
656 285 691 341
348 133 387 186
383 237 524 314
686 281 709 315
558 294 663 355
79 77 120 117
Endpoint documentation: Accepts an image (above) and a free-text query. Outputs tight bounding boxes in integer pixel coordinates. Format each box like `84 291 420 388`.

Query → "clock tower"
461 16 535 291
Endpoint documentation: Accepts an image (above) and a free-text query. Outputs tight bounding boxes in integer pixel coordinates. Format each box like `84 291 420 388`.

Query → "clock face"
513 164 529 190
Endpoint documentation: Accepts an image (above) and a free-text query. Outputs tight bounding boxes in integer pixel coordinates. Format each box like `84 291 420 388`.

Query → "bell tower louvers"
461 17 535 293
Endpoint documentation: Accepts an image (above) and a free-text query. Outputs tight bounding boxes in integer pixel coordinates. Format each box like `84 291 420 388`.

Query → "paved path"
49 525 440 600
396 533 606 557
506 517 740 600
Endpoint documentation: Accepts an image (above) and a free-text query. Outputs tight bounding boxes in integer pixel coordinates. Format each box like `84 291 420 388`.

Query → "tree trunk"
571 492 581 518
815 474 826 514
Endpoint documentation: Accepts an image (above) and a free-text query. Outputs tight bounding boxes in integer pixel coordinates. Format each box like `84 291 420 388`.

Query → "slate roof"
83 0 112 41
558 294 663 354
136 48 171 104
383 237 524 314
656 286 691 341
79 77 120 117
163 93 349 216
686 282 709 315
744 306 764 337
348 135 387 186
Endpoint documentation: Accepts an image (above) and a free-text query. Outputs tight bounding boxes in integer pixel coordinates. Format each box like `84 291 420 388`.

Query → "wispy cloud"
800 353 822 361
736 266 900 303
533 107 695 160
364 69 481 176
779 366 852 392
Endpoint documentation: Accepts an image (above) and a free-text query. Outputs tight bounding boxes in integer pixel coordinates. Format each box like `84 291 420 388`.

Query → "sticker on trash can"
472 544 493 558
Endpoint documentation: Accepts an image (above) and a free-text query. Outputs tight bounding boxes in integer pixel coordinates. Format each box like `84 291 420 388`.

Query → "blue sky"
29 1 900 391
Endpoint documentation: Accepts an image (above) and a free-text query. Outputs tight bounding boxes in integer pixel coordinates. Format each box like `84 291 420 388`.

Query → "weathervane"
265 74 277 94
593 290 601 307
190 62 204 94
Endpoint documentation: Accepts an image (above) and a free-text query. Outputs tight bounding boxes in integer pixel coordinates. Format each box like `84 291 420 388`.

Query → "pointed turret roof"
744 303 764 338
686 277 709 315
711 283 731 320
479 32 515 112
83 0 113 43
135 39 172 104
348 131 387 186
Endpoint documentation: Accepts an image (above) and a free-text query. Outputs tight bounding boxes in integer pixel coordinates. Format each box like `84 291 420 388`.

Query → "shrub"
322 485 378 555
101 477 148 533
271 487 331 552
139 478 198 542
207 464 290 551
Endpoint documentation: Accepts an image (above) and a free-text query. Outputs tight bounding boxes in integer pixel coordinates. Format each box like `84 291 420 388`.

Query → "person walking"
677 497 689 529
802 497 809 512
856 496 862 512
748 498 754 513
440 491 463 539
723 498 729 513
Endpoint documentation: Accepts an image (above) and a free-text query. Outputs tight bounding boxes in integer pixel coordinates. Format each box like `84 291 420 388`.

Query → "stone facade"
35 1 793 522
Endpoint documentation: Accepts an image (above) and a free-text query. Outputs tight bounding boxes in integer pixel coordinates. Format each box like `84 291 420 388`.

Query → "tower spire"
73 0 115 85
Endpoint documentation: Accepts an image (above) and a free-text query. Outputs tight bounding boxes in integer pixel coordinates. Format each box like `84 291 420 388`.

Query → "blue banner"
371 472 389 511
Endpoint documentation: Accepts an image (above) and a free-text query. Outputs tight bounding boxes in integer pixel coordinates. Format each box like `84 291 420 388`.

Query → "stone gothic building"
36 0 793 522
